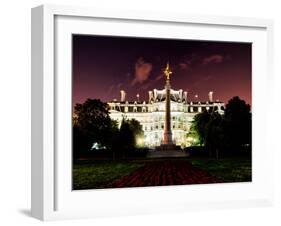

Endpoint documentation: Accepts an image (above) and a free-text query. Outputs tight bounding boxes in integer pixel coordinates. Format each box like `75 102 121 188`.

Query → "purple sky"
72 35 251 105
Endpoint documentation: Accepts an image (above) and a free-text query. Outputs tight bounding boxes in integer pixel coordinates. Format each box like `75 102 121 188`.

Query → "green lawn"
189 158 252 182
73 158 252 190
73 161 144 190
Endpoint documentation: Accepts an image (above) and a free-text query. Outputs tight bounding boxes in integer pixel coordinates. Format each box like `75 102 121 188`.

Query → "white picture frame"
31 4 274 221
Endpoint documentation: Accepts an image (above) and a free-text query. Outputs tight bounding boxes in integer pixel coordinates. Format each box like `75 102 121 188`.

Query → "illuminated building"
108 64 224 148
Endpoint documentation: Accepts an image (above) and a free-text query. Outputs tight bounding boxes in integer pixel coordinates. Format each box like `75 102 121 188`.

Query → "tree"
187 126 201 146
73 98 113 154
191 110 211 146
224 96 251 151
205 112 224 159
127 118 144 147
116 118 145 158
106 119 120 160
189 96 252 157
73 124 93 158
119 119 135 158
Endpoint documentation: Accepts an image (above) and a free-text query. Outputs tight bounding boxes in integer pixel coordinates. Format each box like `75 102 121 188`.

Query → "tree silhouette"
224 96 251 151
191 110 211 146
73 99 113 154
119 119 135 158
128 118 144 147
205 112 224 158
190 96 251 157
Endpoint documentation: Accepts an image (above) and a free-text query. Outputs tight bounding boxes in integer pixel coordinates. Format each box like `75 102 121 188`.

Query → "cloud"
102 84 115 100
102 82 124 100
190 74 213 88
131 58 153 86
141 82 152 90
178 59 192 70
155 73 163 81
116 83 122 89
141 73 163 90
203 54 224 65
142 74 164 90
179 63 189 70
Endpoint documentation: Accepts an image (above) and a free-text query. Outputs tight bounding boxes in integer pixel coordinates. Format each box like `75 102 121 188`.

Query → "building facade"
108 89 224 148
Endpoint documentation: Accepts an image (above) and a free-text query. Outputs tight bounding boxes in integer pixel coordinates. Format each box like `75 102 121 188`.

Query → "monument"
160 63 178 150
148 63 188 157
108 63 225 148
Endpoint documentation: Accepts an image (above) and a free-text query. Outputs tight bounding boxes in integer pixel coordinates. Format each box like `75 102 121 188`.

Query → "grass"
189 158 252 182
73 157 252 190
73 161 144 190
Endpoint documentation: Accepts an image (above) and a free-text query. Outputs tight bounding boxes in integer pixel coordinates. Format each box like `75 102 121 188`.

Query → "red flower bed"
111 160 223 188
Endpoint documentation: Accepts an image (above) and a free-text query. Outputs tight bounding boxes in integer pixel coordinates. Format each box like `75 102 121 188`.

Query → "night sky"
72 35 251 106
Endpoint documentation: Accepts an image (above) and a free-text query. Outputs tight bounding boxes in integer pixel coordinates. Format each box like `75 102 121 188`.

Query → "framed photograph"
31 4 274 221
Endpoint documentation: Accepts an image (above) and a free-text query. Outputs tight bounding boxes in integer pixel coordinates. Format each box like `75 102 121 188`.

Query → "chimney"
184 91 187 102
208 91 213 102
120 90 126 102
179 89 183 101
148 91 153 102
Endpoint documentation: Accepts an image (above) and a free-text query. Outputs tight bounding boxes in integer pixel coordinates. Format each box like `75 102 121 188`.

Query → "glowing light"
187 137 194 142
136 136 145 147
91 142 106 150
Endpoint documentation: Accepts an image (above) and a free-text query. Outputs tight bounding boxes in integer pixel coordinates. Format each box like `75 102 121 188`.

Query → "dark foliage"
223 96 252 151
74 99 112 147
118 119 135 157
73 99 118 158
117 118 145 158
73 99 145 160
185 146 209 157
128 118 144 140
191 111 211 145
190 96 251 158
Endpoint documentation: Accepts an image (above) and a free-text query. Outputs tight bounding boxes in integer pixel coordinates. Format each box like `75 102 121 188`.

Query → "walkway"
111 160 223 188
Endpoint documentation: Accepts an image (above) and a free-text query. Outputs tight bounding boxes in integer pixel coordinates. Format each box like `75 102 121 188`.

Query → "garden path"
111 160 223 188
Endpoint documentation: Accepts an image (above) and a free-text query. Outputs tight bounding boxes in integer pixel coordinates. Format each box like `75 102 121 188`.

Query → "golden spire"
164 62 172 80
